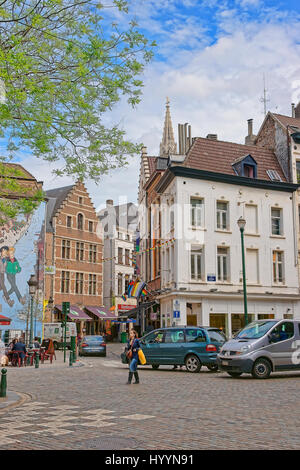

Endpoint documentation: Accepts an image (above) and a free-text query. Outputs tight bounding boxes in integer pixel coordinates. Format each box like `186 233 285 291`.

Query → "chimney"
292 103 295 118
245 119 256 145
295 102 300 119
106 199 114 207
206 134 218 141
178 123 192 154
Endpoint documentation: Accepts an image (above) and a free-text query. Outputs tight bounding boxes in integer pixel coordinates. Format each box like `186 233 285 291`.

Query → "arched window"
77 213 84 230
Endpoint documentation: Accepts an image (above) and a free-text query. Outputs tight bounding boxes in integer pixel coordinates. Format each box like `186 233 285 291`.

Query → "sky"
5 0 300 212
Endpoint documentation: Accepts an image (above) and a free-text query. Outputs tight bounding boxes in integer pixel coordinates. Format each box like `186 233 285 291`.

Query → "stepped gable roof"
183 137 286 182
45 185 74 232
0 162 43 197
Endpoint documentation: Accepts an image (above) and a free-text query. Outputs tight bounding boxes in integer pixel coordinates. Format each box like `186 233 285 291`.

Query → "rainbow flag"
121 294 127 302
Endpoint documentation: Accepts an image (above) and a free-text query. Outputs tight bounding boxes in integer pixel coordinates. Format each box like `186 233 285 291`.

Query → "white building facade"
156 166 300 337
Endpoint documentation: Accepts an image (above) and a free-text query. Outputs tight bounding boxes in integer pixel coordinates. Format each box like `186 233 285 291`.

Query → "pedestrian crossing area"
0 401 155 447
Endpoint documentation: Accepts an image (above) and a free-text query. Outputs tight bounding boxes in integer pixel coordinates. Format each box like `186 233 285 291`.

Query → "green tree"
0 0 155 220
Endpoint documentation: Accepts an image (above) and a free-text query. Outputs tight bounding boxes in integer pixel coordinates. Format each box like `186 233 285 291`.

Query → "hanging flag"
121 294 127 302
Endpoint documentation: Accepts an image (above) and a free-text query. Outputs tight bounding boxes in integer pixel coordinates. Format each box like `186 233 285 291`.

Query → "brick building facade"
44 181 105 336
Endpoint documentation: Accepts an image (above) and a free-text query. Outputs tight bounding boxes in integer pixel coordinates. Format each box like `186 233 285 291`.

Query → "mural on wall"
0 202 45 337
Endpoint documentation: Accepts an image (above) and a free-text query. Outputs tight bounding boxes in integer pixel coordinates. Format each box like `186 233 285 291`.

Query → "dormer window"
232 154 257 179
244 164 254 178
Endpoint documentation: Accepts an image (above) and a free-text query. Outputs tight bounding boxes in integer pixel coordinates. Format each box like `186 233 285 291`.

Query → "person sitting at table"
12 337 27 366
33 337 40 348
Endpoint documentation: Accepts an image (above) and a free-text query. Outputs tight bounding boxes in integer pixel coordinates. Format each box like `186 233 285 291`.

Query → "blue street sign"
207 275 216 282
173 310 180 319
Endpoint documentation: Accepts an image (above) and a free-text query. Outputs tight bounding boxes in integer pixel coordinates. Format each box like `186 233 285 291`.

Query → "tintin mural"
0 202 45 338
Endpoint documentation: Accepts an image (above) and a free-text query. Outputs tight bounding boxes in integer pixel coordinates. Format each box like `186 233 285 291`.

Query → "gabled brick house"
44 180 106 336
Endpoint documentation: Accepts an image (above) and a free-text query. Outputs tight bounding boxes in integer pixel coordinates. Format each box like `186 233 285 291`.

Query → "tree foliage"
0 0 155 219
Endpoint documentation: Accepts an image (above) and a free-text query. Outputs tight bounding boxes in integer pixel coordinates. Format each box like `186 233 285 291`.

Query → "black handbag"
121 350 129 364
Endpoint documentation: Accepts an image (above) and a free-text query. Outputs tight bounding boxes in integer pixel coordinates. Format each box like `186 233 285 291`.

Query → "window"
267 169 282 181
88 221 93 232
216 201 229 230
118 247 123 264
75 272 84 294
164 329 185 343
191 246 203 280
243 164 255 178
76 242 84 261
61 271 70 293
207 329 227 343
143 330 164 344
273 251 284 283
296 161 300 183
126 234 130 241
118 232 122 240
88 274 97 295
246 249 259 284
186 329 206 342
77 213 83 230
125 275 129 293
271 208 282 235
245 204 258 234
190 198 204 227
61 240 70 259
270 322 294 342
125 249 130 266
67 216 72 228
89 245 97 263
79 197 83 205
217 247 229 282
118 273 123 295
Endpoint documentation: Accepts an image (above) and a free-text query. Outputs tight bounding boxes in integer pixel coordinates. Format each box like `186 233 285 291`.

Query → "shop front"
84 306 118 340
54 304 92 336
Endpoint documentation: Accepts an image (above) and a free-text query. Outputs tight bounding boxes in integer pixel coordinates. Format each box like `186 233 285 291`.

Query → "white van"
43 322 77 350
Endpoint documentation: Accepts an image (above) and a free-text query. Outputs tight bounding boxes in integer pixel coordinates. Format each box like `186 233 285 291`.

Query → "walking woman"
126 329 140 385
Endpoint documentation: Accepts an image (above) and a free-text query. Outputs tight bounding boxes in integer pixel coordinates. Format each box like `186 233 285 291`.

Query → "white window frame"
271 207 283 236
191 246 204 281
272 250 284 284
217 247 229 282
190 197 204 227
216 201 229 231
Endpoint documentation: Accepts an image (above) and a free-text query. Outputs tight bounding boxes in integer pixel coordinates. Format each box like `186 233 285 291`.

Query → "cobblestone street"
1 343 300 450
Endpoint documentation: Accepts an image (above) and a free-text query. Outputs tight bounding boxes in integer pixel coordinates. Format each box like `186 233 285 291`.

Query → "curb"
0 391 31 412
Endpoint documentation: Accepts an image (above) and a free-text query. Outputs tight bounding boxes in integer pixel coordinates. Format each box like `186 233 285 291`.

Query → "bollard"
35 353 39 369
0 368 7 398
69 350 73 366
71 336 76 362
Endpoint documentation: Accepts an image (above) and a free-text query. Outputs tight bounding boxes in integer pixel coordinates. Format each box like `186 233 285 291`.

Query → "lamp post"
48 296 54 323
237 217 248 327
27 274 38 348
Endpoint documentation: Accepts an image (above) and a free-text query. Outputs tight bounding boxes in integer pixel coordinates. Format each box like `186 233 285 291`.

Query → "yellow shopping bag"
138 348 146 365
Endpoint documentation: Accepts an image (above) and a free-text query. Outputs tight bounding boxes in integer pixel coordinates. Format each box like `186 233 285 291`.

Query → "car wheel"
227 372 242 378
185 355 201 373
252 358 271 379
207 364 219 372
152 364 160 370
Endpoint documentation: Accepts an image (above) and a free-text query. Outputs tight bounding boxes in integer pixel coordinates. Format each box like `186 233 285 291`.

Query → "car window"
270 322 294 343
186 329 206 343
164 329 185 343
207 329 227 343
85 336 104 342
144 330 164 344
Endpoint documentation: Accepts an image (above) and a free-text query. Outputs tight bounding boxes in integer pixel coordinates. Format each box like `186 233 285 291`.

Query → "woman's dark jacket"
127 338 140 360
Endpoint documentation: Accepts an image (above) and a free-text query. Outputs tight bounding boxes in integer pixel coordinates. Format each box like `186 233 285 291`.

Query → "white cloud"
9 2 300 209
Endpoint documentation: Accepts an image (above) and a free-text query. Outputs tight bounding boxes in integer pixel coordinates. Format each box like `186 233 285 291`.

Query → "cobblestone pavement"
1 343 300 450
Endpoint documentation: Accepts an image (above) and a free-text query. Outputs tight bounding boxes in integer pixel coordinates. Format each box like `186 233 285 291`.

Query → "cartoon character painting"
0 202 46 337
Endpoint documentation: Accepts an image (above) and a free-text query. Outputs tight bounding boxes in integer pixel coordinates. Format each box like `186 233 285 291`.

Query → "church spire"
159 97 177 157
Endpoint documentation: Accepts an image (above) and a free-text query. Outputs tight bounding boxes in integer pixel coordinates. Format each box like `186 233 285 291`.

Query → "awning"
119 301 156 319
85 306 118 320
0 314 12 325
55 305 92 321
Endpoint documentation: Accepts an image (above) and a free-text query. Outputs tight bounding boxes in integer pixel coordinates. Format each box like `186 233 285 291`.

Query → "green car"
140 327 227 373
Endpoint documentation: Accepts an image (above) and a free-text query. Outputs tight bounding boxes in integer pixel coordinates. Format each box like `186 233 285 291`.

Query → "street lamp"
48 296 54 323
237 217 248 326
27 274 38 348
